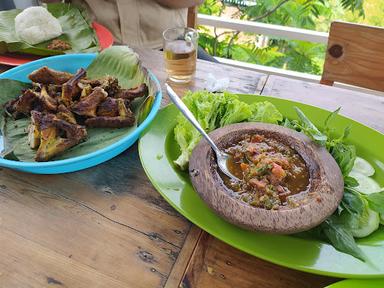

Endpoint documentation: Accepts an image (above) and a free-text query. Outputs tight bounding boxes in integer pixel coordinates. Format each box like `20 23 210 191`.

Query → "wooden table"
0 48 383 288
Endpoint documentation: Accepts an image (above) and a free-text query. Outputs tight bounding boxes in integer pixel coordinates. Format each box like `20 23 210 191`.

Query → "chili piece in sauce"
222 134 310 210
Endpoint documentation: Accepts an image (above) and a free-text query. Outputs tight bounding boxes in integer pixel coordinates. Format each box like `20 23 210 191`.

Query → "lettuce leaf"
248 101 283 124
173 91 282 170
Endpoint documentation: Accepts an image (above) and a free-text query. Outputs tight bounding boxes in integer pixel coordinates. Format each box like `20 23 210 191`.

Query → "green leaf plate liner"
0 3 99 56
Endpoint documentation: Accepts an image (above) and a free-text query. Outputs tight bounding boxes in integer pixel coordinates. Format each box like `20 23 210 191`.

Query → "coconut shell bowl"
189 122 344 234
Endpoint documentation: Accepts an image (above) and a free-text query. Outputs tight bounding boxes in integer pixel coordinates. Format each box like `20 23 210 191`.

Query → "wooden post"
187 6 197 28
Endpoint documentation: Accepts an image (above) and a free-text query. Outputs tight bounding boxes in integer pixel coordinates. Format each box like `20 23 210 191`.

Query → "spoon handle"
165 83 221 155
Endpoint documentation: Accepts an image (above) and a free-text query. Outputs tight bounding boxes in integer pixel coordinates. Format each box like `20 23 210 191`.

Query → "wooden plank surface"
1 49 382 288
262 75 384 132
180 234 336 288
135 48 267 103
0 48 268 287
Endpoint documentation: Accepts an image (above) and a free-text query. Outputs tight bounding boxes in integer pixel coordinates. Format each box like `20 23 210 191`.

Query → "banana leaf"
0 46 159 162
0 3 99 56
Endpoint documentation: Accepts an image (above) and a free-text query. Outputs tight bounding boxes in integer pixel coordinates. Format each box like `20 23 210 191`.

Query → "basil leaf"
324 107 341 135
331 143 356 177
342 190 364 215
365 191 384 214
282 118 294 129
321 219 366 262
340 125 352 141
294 107 327 146
344 176 359 188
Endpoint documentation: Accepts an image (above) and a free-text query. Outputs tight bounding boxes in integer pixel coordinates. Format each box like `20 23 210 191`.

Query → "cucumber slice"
349 171 381 195
351 157 375 176
380 214 384 225
350 208 380 238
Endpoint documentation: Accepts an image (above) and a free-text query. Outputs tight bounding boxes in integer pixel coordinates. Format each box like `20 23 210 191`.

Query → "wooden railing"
196 14 328 82
197 14 329 44
196 14 384 96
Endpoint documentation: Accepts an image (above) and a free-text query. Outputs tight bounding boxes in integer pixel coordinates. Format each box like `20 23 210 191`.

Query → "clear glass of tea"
163 27 198 83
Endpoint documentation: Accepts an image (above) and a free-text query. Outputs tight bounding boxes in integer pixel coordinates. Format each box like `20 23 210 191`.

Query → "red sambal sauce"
222 134 310 210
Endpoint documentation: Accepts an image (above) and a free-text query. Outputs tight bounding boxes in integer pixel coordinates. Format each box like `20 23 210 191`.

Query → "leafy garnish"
248 101 283 124
321 218 367 262
365 191 384 214
293 107 327 146
173 91 252 170
331 143 356 177
344 176 359 188
173 91 283 170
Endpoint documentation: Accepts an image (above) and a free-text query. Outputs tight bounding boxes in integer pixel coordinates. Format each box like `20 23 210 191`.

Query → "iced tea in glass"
163 27 198 83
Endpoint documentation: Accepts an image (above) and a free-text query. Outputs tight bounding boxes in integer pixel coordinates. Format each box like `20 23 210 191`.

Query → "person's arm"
154 0 204 9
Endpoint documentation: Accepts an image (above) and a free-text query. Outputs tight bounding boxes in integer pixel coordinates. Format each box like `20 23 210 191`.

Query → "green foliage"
0 3 99 56
173 91 282 169
198 0 368 75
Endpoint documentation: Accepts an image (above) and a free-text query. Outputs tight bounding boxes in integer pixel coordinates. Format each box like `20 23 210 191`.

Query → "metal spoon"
165 83 239 181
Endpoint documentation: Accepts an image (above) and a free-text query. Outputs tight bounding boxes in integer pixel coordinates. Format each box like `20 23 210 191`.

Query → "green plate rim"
138 94 384 278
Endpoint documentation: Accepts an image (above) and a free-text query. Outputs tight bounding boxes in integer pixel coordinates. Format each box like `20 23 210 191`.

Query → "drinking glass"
163 27 198 83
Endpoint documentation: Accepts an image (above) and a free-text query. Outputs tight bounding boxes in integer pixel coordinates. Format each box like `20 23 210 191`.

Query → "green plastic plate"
326 279 384 288
138 95 384 278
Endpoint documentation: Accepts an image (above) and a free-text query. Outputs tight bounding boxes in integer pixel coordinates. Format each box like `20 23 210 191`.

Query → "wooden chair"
321 21 384 92
187 6 197 28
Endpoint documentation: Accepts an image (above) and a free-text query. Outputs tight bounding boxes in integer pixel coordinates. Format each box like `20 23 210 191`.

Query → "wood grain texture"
0 146 186 288
0 48 269 287
134 48 268 105
164 226 203 288
187 6 197 29
321 21 384 91
180 234 337 288
262 75 384 133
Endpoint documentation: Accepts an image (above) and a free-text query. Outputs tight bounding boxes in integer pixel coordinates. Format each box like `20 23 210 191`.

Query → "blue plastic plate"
0 54 162 174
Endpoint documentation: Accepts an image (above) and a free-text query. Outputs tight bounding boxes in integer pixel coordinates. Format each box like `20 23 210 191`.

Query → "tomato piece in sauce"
222 134 310 210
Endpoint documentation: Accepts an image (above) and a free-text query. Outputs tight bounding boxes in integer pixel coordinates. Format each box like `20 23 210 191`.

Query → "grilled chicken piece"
28 111 43 149
80 76 120 97
71 87 108 117
96 97 119 117
29 66 73 85
78 83 93 99
86 98 135 128
47 84 62 98
100 76 120 97
5 89 38 117
39 86 58 111
5 86 58 118
115 83 148 100
61 68 86 106
57 104 77 124
35 113 87 162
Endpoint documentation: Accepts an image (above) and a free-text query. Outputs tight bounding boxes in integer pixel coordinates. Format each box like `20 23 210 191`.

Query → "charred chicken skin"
4 66 148 161
86 98 135 128
61 68 86 106
71 87 108 117
33 112 87 162
29 66 74 85
115 83 149 100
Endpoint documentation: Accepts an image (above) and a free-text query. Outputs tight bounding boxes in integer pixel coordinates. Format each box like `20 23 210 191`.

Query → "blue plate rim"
0 53 162 168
